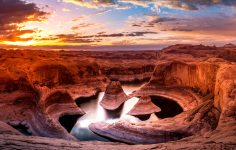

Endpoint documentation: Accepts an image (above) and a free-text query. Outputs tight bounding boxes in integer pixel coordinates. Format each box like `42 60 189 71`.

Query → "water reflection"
71 92 110 141
71 83 145 141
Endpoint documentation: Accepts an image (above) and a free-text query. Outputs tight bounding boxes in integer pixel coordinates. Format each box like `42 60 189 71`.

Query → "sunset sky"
0 0 236 50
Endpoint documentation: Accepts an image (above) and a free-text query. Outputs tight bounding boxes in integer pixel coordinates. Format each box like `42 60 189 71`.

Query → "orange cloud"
0 0 50 42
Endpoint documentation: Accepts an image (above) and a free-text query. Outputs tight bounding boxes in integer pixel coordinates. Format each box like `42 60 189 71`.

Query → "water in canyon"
71 84 143 141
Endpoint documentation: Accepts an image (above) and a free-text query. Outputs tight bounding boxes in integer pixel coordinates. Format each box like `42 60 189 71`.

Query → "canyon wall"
150 61 219 96
0 50 156 141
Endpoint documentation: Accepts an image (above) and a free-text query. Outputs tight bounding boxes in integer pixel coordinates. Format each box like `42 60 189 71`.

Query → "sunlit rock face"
0 45 235 149
100 81 128 110
32 64 75 87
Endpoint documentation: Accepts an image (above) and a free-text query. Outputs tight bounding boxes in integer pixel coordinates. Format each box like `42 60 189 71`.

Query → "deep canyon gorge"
0 44 236 149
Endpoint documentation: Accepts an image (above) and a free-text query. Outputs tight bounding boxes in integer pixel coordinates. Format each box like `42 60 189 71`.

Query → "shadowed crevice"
59 115 82 132
151 96 183 119
10 124 32 136
105 104 124 119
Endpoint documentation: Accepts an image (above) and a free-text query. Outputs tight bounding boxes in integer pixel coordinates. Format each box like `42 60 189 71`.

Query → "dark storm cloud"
0 0 49 42
55 34 101 43
129 13 236 37
176 0 236 10
41 31 158 44
93 31 157 37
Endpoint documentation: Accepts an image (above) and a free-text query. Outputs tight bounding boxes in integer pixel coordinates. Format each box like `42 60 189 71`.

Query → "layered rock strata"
100 81 128 110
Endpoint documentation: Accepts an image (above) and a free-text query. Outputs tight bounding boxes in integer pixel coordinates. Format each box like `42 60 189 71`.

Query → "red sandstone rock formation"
127 96 161 116
32 64 75 87
0 77 84 140
100 81 128 110
0 45 236 149
90 57 236 145
90 99 220 144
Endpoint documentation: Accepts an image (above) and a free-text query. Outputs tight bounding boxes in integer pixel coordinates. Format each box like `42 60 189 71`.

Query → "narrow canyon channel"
70 83 145 141
67 83 184 142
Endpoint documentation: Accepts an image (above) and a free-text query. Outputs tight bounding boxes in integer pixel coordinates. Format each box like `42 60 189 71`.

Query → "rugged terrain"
0 44 235 149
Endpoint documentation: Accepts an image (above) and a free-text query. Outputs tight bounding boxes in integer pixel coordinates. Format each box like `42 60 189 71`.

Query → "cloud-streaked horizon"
0 0 236 50
62 0 236 10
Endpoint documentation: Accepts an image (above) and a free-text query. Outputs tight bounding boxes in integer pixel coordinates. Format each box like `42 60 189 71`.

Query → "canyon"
0 44 235 149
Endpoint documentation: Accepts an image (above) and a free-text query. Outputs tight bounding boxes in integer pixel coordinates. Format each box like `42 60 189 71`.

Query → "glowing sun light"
4 40 37 46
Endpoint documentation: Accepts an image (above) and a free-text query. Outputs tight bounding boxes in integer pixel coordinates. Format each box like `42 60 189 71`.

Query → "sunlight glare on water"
71 83 146 141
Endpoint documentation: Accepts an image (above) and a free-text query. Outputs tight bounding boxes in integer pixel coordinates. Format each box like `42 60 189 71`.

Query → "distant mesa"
100 81 128 110
224 43 236 48
128 96 161 120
